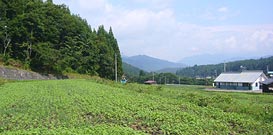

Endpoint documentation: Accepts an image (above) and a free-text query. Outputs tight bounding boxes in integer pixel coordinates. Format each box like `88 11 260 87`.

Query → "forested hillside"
177 56 273 78
122 62 142 77
0 0 122 79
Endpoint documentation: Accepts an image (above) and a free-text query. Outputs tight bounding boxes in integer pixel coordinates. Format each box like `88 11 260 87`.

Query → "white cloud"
132 0 173 10
218 7 228 13
252 30 273 42
225 36 237 48
53 0 273 61
78 0 106 10
201 6 238 22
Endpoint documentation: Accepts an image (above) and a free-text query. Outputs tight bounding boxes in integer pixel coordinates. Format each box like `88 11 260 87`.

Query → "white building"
214 71 268 90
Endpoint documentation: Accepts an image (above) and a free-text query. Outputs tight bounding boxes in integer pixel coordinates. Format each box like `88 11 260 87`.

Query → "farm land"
0 79 273 134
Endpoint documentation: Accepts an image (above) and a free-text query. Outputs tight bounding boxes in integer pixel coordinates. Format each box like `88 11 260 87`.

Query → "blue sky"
173 0 273 25
53 0 273 62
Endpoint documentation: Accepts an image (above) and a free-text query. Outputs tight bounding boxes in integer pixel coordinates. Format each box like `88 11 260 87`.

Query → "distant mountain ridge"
178 54 260 66
156 67 182 74
122 55 185 72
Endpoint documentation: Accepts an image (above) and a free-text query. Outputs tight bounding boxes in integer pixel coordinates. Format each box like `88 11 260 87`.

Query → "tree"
0 0 123 79
108 27 123 78
139 70 146 77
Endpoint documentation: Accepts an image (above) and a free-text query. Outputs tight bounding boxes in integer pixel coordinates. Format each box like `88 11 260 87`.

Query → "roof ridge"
242 70 263 72
222 72 240 74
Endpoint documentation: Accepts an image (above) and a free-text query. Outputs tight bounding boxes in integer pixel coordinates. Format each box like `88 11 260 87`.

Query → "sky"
53 0 273 62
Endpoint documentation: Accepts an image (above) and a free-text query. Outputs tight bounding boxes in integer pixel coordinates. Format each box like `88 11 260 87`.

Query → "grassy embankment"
0 79 272 134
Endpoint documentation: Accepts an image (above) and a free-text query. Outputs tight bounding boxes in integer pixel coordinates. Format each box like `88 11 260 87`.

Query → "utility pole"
152 72 154 81
3 25 11 56
115 53 117 82
179 76 180 85
165 76 167 85
224 62 226 72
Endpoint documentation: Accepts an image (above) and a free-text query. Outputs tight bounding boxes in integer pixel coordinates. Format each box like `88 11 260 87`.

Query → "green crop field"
0 79 272 134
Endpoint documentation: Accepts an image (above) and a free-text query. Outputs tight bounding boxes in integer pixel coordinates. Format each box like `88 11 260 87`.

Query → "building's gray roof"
261 78 273 85
214 71 266 83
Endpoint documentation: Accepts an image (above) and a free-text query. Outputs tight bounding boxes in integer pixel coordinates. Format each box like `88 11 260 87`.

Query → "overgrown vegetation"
0 78 8 86
0 79 272 134
0 0 122 79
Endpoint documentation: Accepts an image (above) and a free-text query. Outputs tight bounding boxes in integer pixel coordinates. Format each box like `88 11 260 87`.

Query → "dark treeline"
124 56 273 85
0 0 122 79
123 69 213 86
176 56 273 78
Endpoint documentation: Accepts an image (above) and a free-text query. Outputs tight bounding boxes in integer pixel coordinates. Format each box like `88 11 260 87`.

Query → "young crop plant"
0 79 272 134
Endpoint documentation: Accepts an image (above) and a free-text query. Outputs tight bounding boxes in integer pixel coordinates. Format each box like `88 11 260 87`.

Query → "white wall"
251 81 259 90
251 75 267 90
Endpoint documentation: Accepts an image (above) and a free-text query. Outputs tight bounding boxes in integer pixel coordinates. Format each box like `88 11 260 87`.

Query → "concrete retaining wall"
0 66 57 80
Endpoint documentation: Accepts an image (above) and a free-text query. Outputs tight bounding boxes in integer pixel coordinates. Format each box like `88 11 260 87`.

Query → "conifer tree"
0 0 123 79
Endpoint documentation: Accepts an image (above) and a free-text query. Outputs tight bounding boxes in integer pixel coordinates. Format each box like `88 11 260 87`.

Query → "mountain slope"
122 62 143 77
178 54 258 66
177 56 273 78
122 55 185 72
156 67 182 73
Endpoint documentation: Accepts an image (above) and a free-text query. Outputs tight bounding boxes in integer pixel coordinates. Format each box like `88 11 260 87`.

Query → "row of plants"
0 79 272 134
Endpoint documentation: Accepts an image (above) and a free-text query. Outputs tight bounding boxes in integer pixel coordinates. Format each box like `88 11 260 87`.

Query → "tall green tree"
0 0 123 80
108 27 123 78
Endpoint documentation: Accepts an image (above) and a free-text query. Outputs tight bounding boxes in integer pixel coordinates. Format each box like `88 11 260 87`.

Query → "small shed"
261 78 273 93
